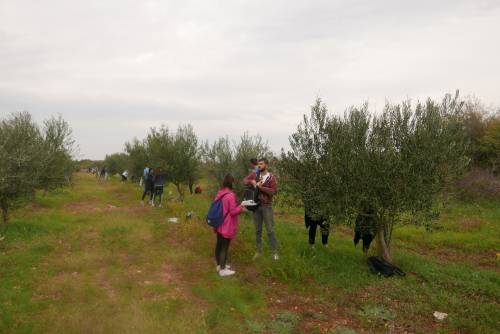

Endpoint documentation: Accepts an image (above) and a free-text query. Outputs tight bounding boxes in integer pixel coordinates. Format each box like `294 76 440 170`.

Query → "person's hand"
251 180 257 187
241 205 248 212
256 181 263 188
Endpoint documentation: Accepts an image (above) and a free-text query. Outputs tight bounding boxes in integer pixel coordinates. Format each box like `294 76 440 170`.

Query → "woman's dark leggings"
215 233 231 269
141 189 152 201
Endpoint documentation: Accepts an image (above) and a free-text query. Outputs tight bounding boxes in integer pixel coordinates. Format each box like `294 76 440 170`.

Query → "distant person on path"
213 174 246 277
151 167 165 207
304 202 330 247
141 166 150 187
99 167 107 180
121 170 129 182
244 158 279 260
141 169 154 205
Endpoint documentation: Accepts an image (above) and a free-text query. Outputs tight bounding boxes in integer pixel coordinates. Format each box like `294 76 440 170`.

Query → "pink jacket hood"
215 188 233 200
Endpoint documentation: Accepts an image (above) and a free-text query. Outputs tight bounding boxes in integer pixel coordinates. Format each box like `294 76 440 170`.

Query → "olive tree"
202 133 272 196
278 99 328 211
170 124 200 199
145 125 173 173
233 132 272 194
141 124 201 200
201 137 234 194
104 152 130 176
0 112 76 228
0 112 43 225
124 138 149 181
282 93 468 263
38 115 76 191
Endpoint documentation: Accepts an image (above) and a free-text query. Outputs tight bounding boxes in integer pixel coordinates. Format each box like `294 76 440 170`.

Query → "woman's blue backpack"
206 193 229 228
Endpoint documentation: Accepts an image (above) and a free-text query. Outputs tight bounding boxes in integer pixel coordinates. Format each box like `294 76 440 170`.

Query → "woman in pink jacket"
214 174 246 277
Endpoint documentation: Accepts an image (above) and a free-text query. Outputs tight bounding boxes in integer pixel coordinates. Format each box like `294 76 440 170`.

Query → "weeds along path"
1 173 499 334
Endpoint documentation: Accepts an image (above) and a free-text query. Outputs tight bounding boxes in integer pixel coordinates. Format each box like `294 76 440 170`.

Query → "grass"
0 173 499 333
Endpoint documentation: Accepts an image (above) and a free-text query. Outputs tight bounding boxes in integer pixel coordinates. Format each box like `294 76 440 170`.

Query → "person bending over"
121 170 128 182
304 203 330 247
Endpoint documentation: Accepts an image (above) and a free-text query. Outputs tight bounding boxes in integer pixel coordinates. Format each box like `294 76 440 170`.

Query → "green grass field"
1 174 499 334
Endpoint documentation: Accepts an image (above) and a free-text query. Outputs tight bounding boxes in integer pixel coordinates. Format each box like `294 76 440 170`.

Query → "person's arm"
226 194 243 217
243 172 256 186
257 176 277 195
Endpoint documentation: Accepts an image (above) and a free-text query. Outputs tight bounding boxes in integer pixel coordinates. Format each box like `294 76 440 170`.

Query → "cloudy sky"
1 0 499 159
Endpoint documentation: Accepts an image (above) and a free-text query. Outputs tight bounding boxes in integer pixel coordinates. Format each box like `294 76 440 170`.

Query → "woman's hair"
222 174 235 189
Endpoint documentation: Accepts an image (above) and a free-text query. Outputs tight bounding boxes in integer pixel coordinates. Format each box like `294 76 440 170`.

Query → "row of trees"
109 125 272 200
107 91 497 262
0 112 76 227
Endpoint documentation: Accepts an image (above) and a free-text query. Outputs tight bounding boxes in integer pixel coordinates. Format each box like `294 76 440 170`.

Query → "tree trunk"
377 223 393 263
0 203 9 232
175 183 184 202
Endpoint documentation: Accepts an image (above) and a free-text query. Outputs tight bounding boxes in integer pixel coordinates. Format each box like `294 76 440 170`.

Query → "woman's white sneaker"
219 269 235 277
216 264 231 272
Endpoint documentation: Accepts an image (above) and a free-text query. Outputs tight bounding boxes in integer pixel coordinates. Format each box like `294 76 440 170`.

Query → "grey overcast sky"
1 0 499 159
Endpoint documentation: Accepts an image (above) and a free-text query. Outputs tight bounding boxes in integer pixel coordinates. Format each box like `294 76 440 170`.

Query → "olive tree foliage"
202 132 272 195
277 99 329 211
0 112 75 228
478 115 500 174
281 93 469 262
124 138 149 180
145 125 174 174
104 152 130 175
201 137 234 192
459 98 500 173
126 124 201 200
38 116 76 191
233 133 272 184
170 124 201 198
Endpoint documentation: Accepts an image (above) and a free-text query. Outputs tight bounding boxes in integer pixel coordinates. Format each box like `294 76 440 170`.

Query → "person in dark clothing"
99 167 106 179
141 169 154 205
353 204 377 254
305 207 330 246
121 170 128 182
151 167 165 207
